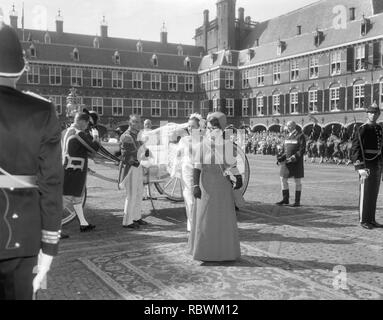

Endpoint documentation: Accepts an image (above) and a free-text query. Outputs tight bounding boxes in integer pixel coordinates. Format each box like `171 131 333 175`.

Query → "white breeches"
123 165 144 226
181 162 193 231
280 177 302 191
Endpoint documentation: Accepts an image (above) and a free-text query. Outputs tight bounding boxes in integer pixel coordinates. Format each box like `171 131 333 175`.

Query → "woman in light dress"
188 112 242 262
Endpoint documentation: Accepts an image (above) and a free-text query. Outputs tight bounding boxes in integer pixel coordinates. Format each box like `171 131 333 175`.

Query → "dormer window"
297 25 302 35
151 54 158 67
350 7 356 21
314 29 324 47
247 48 255 61
136 41 143 52
72 48 80 61
93 37 100 48
184 56 191 69
254 39 259 47
225 50 233 64
210 53 217 64
361 15 371 36
277 40 285 56
113 51 120 65
44 32 51 44
29 44 36 58
177 45 183 56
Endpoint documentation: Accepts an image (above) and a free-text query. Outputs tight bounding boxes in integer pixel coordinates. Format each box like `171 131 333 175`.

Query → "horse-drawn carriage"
62 123 250 225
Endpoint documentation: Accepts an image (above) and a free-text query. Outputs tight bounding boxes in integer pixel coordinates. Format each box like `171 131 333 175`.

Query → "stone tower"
216 0 236 50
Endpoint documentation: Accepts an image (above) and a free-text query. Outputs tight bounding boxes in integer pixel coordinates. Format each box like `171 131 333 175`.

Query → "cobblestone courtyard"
40 155 383 300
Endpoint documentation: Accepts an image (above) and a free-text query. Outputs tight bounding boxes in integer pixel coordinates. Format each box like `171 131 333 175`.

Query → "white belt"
0 175 38 189
64 156 85 171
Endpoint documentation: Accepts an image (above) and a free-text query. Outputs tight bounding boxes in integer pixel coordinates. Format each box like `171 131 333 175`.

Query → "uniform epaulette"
23 90 51 102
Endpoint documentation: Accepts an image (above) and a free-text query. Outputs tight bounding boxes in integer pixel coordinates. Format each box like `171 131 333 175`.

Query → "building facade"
6 0 383 133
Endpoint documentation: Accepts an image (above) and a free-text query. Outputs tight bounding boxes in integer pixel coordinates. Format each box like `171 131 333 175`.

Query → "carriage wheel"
154 176 184 202
61 187 87 225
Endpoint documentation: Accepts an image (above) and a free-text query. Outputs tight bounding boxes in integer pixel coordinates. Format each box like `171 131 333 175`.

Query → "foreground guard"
276 121 306 207
0 23 63 299
351 103 383 230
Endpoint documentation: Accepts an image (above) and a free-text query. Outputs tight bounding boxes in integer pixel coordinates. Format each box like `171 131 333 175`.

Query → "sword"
354 118 369 182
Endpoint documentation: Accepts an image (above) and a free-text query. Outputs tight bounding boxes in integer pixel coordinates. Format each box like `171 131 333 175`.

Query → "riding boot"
276 190 289 206
291 191 301 207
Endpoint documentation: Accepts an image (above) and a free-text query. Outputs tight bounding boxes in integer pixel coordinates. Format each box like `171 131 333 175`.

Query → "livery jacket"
63 126 100 197
119 128 144 181
351 123 383 170
280 130 306 179
0 86 63 259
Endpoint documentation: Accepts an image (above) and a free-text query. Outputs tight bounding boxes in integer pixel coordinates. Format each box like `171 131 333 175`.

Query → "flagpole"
22 2 25 41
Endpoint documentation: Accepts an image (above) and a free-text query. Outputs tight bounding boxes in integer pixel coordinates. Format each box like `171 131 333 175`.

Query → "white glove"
358 169 369 180
32 251 53 293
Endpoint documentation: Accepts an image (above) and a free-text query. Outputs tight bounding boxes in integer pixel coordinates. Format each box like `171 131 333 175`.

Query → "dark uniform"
351 110 383 229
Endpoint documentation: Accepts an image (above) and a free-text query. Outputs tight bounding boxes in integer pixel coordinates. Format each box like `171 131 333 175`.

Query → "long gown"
188 131 241 262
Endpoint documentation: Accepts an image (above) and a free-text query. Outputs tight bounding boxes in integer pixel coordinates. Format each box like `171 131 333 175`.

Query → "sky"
0 0 318 45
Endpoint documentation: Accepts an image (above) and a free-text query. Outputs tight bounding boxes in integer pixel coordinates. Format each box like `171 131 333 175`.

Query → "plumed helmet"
89 111 99 125
0 23 25 78
366 101 380 114
207 112 227 130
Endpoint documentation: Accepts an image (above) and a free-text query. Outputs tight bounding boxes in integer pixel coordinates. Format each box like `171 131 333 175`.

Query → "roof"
16 28 204 58
23 42 202 72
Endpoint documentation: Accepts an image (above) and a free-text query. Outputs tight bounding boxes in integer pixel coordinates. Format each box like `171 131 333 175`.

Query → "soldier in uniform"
0 23 62 299
62 112 100 232
350 103 383 230
119 115 150 229
276 121 306 207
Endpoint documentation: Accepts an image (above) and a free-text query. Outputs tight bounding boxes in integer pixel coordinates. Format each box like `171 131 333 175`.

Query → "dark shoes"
371 221 383 228
361 222 374 230
80 224 96 232
123 222 140 229
134 219 149 226
276 190 289 206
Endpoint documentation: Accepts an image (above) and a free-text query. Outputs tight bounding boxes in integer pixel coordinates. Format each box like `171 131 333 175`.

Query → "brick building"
5 0 383 134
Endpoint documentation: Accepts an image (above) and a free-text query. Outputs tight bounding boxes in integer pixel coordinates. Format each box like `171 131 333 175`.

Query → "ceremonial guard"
62 112 100 232
0 23 62 299
350 103 383 230
276 121 306 207
119 115 150 229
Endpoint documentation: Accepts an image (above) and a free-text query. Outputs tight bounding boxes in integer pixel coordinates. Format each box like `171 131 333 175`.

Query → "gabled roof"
23 42 202 72
17 28 204 57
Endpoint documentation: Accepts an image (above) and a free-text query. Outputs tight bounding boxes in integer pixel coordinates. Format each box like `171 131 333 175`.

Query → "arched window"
177 45 183 56
136 41 143 53
329 84 340 111
151 54 158 67
72 48 80 61
44 32 51 44
290 89 299 114
29 44 36 58
225 50 232 64
353 80 365 110
272 90 281 115
184 56 191 69
308 86 319 113
256 93 264 116
113 51 120 65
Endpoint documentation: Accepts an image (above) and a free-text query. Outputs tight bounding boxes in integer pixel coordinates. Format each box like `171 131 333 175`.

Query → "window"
27 65 39 84
200 100 207 116
91 69 103 87
132 99 143 116
151 73 161 90
112 98 123 116
184 101 194 118
49 96 62 115
273 63 281 84
113 52 120 65
291 60 299 81
273 95 280 114
242 70 249 88
168 100 178 118
213 71 220 89
185 76 194 92
354 84 365 109
132 72 143 89
49 67 62 85
168 75 178 91
112 71 123 89
92 97 103 115
72 48 79 61
330 87 340 111
331 51 342 75
177 45 183 56
151 54 158 67
225 71 234 89
184 57 191 69
355 45 366 72
71 68 82 87
213 98 219 112
200 73 207 90
257 96 264 116
290 92 298 114
257 67 265 86
309 90 318 113
242 99 249 117
309 56 319 79
151 100 161 117
29 44 36 58
226 99 234 117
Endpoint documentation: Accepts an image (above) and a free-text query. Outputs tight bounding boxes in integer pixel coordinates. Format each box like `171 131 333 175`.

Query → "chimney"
100 16 108 38
203 9 209 26
56 10 63 34
160 22 167 44
238 7 245 23
9 5 18 29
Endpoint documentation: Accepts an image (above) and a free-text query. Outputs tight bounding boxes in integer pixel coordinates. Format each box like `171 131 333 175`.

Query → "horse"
316 129 328 163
